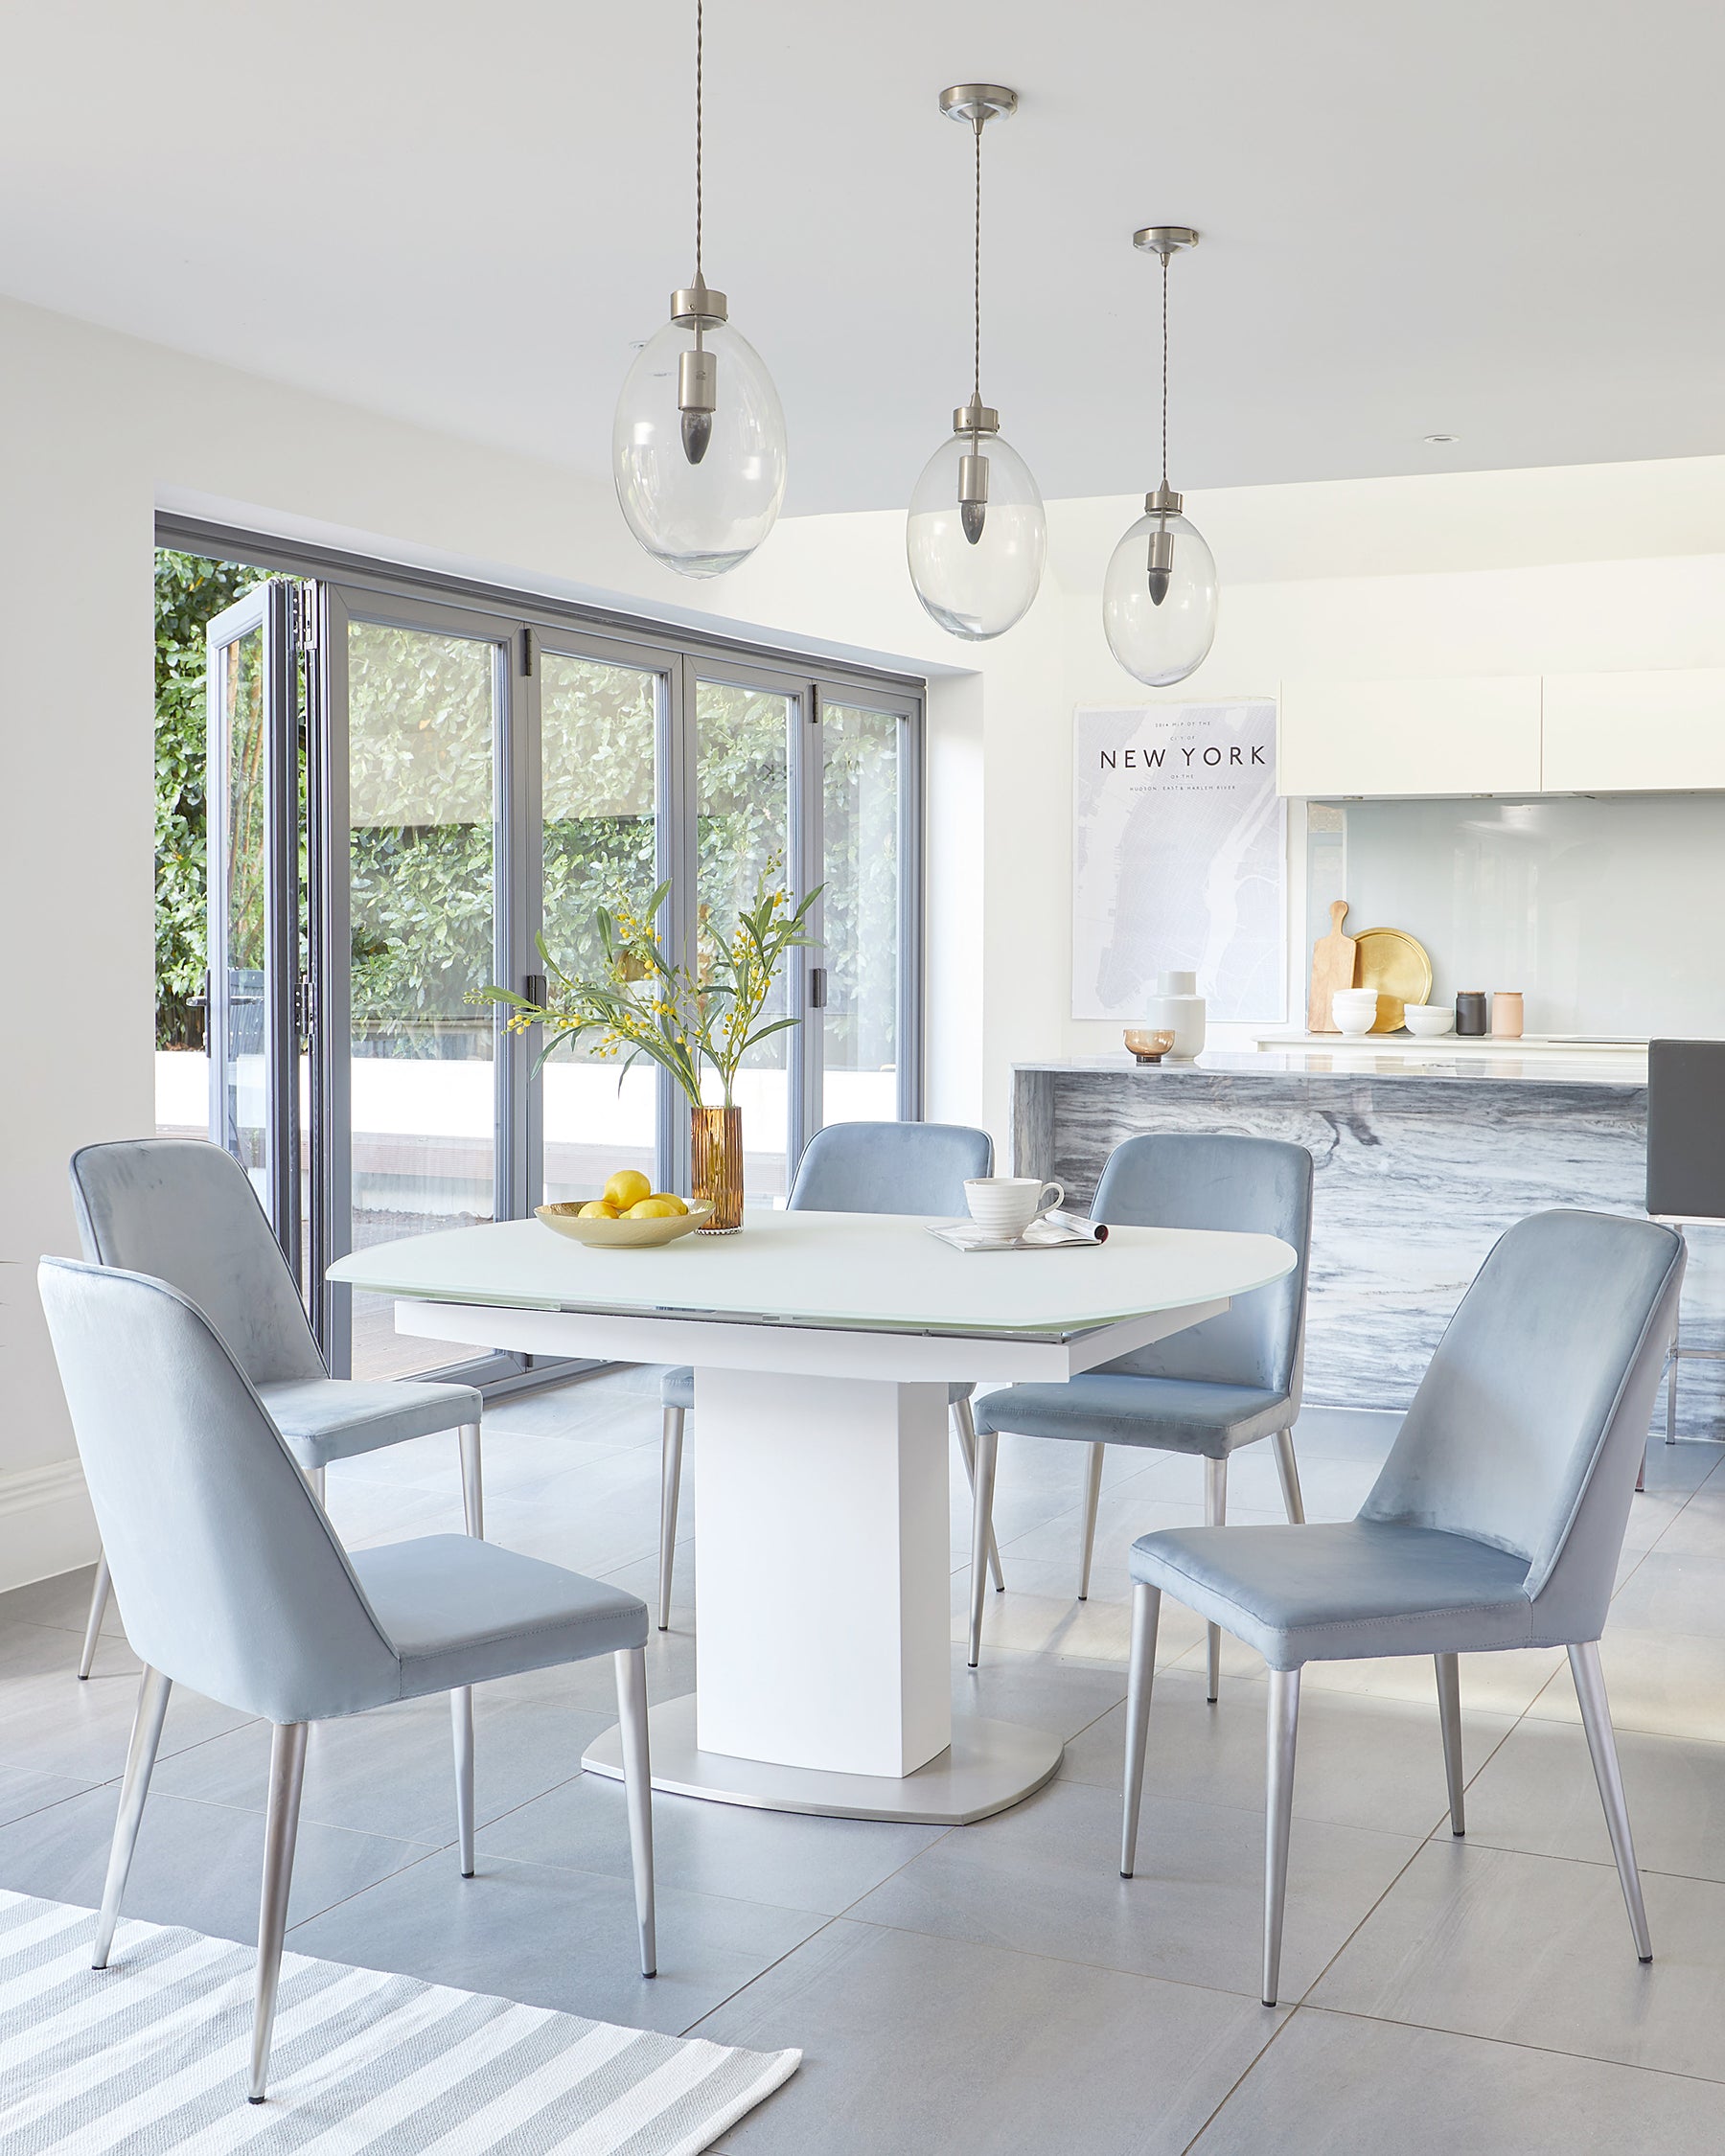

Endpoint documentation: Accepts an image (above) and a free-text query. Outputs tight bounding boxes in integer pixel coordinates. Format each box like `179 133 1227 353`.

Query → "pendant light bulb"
613 2 786 577
1103 228 1218 685
906 85 1046 641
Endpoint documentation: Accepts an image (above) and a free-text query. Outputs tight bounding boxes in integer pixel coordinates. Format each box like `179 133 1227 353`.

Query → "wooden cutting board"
1307 900 1359 1033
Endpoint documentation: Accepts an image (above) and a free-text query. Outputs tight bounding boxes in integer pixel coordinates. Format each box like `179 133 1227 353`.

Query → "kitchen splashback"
1305 793 1725 1039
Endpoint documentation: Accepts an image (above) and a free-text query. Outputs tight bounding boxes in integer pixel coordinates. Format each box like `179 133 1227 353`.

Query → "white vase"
1146 970 1206 1060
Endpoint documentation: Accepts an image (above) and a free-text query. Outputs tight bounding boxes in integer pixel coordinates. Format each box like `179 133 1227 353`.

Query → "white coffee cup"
964 1177 1066 1240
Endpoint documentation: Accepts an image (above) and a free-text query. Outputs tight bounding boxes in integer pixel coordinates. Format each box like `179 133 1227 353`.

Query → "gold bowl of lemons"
536 1170 712 1249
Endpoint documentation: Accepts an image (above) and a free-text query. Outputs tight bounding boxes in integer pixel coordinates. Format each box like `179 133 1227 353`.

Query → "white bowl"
1402 1004 1456 1038
1331 988 1381 1037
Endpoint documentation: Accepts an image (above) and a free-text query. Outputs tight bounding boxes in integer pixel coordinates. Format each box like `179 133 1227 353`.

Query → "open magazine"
926 1209 1110 1254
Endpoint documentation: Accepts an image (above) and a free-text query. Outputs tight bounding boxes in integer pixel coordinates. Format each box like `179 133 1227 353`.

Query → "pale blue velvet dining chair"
69 1138 485 1678
1121 1208 1684 2007
656 1119 999 1627
967 1134 1314 1676
38 1254 655 2108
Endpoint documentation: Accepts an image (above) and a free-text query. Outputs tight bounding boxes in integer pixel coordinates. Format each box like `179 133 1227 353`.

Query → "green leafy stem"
474 865 821 1110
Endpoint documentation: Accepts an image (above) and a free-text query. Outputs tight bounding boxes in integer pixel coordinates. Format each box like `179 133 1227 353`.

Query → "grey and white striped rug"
0 1891 798 2153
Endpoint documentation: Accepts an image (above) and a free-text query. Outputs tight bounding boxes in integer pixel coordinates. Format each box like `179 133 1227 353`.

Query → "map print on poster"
1072 700 1285 1023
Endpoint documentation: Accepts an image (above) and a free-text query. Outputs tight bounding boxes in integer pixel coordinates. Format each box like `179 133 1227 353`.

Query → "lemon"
577 1199 619 1220
627 1197 683 1220
646 1192 689 1215
604 1169 653 1212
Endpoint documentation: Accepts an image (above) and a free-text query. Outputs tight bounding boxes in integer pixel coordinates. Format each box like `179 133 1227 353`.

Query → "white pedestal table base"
582 1692 1063 1825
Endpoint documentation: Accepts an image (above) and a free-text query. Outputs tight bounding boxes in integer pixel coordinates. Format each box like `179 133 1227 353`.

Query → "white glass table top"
329 1208 1297 1341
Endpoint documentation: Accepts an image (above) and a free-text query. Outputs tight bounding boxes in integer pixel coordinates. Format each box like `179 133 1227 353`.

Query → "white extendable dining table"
330 1209 1297 1824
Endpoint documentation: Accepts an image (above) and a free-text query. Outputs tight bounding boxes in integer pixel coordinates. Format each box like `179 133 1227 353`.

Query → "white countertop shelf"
1015 1047 1650 1087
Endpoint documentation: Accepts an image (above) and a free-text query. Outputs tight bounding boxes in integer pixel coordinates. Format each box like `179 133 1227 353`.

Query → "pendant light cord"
1161 248 1169 493
694 0 704 284
972 120 983 408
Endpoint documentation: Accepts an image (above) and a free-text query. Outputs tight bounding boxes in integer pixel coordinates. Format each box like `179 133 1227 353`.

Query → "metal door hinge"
294 973 316 1040
519 627 534 677
807 966 828 1010
292 583 319 649
522 973 546 1007
809 687 822 724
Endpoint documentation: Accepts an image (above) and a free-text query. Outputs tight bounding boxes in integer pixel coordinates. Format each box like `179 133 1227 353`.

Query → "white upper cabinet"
1276 676 1543 798
1542 670 1725 791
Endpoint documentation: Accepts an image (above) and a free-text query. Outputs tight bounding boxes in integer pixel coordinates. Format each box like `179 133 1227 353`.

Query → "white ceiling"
2 1 1721 516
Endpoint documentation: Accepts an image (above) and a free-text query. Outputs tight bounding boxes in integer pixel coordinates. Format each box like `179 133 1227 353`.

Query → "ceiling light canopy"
1102 226 1218 687
905 83 1046 641
612 0 787 578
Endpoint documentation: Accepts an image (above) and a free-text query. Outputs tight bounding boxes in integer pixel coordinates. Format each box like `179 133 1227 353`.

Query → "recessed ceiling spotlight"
1423 432 1460 444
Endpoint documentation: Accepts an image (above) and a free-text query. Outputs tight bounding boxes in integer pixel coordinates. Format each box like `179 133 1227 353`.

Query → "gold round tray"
1353 928 1433 1031
536 1201 713 1248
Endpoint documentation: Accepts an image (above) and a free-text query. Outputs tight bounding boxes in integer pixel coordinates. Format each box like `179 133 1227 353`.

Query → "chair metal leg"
952 1397 1003 1593
248 1721 308 2103
658 1407 684 1630
451 1687 475 1877
1077 1442 1106 1600
92 1665 172 1968
1263 1667 1301 2007
1435 1651 1464 1836
1120 1582 1162 1876
1272 1428 1305 1525
79 1553 112 1681
1667 1306 1680 1444
968 1426 999 1668
1205 1456 1228 1702
615 1647 656 1977
458 1423 484 1539
308 1465 326 1505
1569 1640 1653 1961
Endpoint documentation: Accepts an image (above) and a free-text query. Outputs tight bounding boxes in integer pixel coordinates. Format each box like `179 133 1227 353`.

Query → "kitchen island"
1013 1046 1721 1429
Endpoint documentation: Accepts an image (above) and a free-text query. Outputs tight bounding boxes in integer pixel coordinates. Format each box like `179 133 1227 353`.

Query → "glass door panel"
540 649 662 1202
205 581 298 1261
345 619 500 1378
819 702 902 1127
696 679 794 1200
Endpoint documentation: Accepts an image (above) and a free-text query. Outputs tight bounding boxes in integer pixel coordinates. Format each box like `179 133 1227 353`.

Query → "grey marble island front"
1013 1047 1720 1431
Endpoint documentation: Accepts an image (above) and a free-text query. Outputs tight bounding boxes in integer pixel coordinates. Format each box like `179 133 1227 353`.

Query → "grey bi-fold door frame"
203 580 300 1273
168 516 926 1387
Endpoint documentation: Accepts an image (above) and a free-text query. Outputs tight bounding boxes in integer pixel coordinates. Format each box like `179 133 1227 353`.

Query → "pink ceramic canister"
1490 991 1524 1039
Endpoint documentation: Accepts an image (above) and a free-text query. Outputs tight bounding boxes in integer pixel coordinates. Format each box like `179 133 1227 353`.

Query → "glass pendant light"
906 84 1046 641
1103 226 1218 685
613 0 787 578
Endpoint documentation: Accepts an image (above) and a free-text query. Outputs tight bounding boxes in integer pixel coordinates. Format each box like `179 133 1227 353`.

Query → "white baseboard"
0 1459 98 1594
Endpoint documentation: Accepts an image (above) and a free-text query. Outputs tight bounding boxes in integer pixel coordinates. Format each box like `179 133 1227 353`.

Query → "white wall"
7 285 1725 1589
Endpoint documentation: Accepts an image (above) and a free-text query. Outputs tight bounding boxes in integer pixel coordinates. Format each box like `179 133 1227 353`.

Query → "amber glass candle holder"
691 1105 745 1233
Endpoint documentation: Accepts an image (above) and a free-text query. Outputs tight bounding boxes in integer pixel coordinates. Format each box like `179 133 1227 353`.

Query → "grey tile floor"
5 1372 1725 2150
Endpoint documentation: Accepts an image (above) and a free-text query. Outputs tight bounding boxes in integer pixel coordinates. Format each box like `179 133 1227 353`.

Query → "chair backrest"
1645 1039 1725 1221
787 1120 994 1215
1089 1134 1313 1396
68 1138 324 1387
38 1257 400 1724
1361 1210 1684 1635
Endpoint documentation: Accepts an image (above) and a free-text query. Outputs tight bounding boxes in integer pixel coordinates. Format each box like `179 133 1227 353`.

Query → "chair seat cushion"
351 1535 648 1700
974 1374 1290 1456
258 1378 482 1468
662 1365 972 1411
1130 1520 1535 1670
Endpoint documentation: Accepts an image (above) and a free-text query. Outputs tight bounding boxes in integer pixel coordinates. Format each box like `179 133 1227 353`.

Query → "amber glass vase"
691 1105 745 1233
